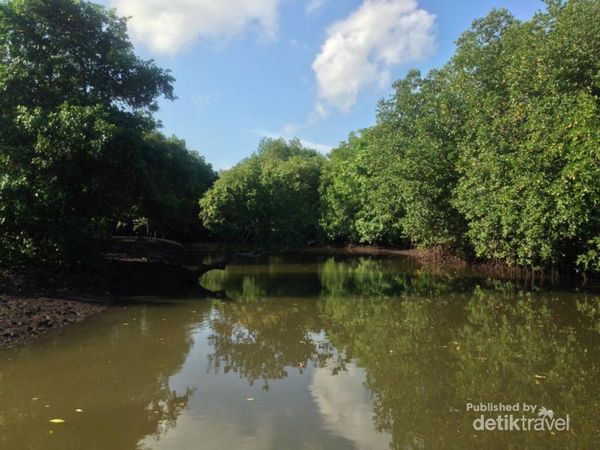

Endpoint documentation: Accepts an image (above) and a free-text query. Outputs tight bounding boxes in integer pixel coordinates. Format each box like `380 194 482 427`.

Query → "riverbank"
0 237 227 349
3 239 596 349
0 294 108 348
301 243 600 290
192 241 596 289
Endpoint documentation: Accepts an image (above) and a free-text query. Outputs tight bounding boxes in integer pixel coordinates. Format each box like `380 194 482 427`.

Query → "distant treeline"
0 0 216 267
201 1 600 273
2 0 599 273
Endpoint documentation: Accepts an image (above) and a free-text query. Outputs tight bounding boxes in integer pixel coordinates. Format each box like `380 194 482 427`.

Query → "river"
0 252 598 449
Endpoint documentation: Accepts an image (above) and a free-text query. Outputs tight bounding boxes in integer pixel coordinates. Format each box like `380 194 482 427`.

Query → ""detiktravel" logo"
466 402 571 432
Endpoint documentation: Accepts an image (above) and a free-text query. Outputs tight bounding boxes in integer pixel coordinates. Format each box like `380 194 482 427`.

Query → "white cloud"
110 0 279 55
298 138 333 154
306 0 327 14
254 129 333 154
310 364 392 449
312 0 436 114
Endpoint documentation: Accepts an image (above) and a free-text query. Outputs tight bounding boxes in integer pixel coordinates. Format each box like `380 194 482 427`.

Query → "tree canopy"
200 138 326 246
320 0 600 272
0 0 174 111
0 0 214 266
2 0 599 274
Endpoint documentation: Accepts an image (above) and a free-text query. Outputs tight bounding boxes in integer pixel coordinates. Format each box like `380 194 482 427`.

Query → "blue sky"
100 0 545 170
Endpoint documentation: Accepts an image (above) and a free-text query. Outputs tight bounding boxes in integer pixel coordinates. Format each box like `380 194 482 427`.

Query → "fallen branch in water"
192 260 229 277
191 250 266 278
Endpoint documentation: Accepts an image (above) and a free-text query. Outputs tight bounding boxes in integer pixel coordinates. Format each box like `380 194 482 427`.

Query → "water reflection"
201 256 600 449
207 299 346 389
310 363 392 449
0 255 598 449
0 300 204 450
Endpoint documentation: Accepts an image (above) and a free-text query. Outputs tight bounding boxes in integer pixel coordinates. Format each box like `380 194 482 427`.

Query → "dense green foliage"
0 0 215 266
452 3 600 267
320 0 600 271
200 138 326 245
123 132 217 241
2 0 598 273
319 126 404 245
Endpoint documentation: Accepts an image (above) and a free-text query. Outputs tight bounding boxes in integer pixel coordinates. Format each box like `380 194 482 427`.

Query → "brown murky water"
1 254 599 449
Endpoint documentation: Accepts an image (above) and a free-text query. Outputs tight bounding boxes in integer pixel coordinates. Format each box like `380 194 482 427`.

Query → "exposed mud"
0 237 226 349
0 295 107 348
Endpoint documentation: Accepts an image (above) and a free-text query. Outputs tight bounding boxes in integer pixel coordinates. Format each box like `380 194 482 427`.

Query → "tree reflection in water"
0 301 202 450
207 299 348 390
201 255 600 449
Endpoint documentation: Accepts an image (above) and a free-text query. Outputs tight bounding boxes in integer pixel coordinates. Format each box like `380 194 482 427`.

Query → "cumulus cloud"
309 364 392 449
110 0 279 55
312 0 436 114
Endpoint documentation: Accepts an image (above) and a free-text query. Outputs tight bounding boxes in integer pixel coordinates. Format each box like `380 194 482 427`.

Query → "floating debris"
246 397 255 401
75 409 83 413
49 419 65 424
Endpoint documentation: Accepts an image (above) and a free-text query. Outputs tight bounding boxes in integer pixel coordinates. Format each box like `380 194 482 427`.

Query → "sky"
98 0 545 170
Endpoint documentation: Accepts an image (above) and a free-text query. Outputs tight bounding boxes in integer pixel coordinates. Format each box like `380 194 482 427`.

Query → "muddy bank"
0 295 107 348
203 241 586 286
302 244 597 290
302 244 440 259
303 244 470 268
0 237 228 349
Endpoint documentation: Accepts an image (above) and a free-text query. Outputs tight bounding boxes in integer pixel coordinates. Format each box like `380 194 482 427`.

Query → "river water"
0 253 598 449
